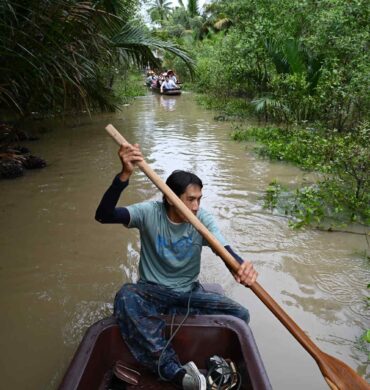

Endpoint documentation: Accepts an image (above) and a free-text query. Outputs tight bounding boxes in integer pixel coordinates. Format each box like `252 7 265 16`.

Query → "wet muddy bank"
0 121 47 179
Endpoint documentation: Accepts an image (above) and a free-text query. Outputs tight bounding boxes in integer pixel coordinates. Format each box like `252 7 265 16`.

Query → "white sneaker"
182 361 206 390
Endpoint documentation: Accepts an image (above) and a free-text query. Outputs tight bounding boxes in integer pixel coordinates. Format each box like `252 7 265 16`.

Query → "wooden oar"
105 124 370 390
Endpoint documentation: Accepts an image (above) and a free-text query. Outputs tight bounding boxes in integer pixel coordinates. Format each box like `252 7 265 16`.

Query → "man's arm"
96 143 144 224
225 245 244 265
95 175 130 224
200 209 258 286
224 245 258 286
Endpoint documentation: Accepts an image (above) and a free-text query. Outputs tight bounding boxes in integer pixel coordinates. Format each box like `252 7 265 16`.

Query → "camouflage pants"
113 280 249 381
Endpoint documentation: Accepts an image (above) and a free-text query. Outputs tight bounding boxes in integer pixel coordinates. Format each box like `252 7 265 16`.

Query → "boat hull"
59 284 271 389
59 315 271 390
150 86 182 95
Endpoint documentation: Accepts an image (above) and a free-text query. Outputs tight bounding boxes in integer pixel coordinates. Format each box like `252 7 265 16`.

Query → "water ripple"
1 92 369 390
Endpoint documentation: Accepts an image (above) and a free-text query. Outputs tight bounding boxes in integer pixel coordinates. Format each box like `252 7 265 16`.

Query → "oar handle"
325 378 339 390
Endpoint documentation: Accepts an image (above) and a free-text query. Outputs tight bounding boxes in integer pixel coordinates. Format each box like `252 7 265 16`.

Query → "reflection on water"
159 95 177 111
0 93 369 389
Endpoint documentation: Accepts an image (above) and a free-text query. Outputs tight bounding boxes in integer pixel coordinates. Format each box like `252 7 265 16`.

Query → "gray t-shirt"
126 201 227 292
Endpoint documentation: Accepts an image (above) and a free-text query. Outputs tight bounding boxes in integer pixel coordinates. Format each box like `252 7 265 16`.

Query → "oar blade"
319 352 369 390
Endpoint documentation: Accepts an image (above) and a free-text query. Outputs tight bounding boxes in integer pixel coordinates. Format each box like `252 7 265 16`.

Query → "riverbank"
0 121 46 179
0 72 148 180
232 123 370 229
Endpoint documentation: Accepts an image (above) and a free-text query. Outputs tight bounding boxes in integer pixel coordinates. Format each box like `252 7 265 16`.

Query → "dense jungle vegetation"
1 0 369 231
0 0 194 116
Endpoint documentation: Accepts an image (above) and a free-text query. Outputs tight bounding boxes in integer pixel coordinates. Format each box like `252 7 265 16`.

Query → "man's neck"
166 207 184 224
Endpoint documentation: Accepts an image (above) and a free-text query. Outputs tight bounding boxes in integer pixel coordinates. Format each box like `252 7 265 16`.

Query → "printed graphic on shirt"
156 234 195 261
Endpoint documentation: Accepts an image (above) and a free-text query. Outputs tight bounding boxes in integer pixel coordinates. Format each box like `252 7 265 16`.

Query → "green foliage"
114 71 147 104
112 23 195 76
148 0 172 23
232 123 370 227
264 180 284 210
0 0 195 116
356 327 370 360
361 283 370 360
1 0 118 114
196 95 252 119
170 7 191 30
187 0 199 18
148 0 369 128
191 0 369 128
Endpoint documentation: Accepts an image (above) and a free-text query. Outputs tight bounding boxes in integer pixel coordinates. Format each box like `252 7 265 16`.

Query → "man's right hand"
118 143 143 182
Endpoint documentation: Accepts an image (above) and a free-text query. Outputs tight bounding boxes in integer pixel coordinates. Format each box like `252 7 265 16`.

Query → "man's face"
179 184 202 216
166 183 203 223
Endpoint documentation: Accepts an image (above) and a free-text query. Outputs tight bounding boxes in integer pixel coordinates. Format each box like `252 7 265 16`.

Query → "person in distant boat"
154 74 163 88
151 78 158 88
95 144 258 390
160 74 178 93
146 71 156 87
167 69 178 83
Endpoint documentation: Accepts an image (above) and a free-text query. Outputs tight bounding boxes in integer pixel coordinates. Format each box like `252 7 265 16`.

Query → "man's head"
164 170 203 218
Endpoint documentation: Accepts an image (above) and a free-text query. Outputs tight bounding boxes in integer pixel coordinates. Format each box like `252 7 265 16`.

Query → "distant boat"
58 284 271 389
150 86 182 95
151 86 182 96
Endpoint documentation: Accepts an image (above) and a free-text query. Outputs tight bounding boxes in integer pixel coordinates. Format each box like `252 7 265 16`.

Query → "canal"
0 92 368 389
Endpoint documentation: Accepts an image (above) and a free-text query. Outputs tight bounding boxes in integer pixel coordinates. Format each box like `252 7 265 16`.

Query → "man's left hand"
233 261 258 287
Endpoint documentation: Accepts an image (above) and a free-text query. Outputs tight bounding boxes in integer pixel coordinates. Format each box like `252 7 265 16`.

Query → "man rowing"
95 143 258 390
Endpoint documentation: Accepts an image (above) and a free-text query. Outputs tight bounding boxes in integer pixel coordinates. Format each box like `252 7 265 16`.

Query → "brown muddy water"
0 92 369 389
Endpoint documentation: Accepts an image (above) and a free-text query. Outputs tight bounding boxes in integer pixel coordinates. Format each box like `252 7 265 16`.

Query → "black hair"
163 170 203 209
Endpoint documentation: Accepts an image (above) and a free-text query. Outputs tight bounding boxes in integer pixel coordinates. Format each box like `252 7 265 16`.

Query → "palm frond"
251 96 290 120
264 38 290 74
0 85 23 113
284 39 306 75
112 24 195 76
187 0 199 17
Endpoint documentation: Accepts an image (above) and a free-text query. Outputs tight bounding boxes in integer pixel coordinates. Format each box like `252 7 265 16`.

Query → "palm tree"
264 38 322 93
148 0 172 24
187 0 199 17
